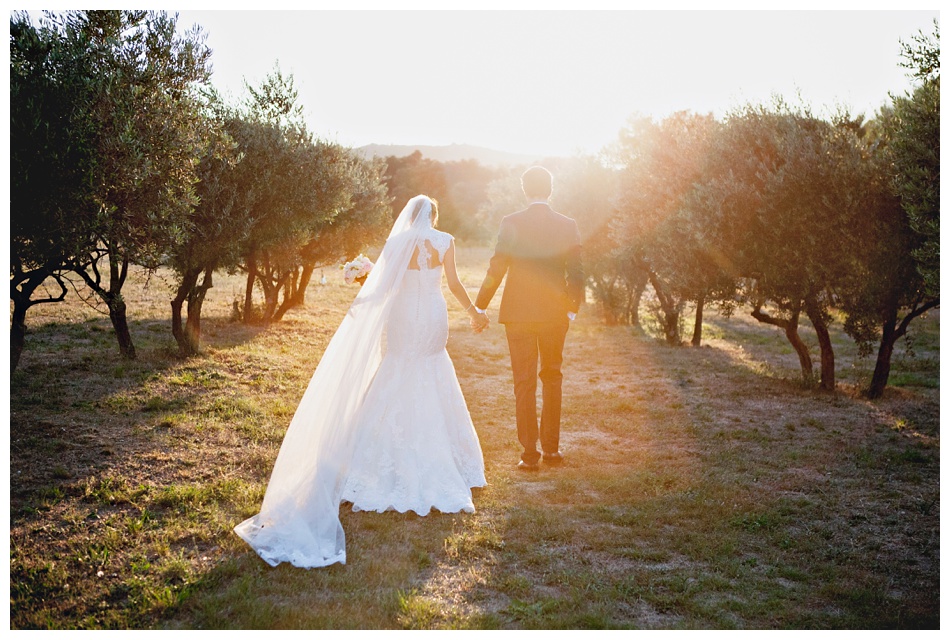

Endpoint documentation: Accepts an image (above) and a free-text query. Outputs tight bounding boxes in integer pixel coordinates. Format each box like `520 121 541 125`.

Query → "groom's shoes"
542 451 563 465
517 460 540 472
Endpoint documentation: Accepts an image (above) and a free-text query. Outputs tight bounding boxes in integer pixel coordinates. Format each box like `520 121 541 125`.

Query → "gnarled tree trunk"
622 263 649 328
627 279 647 327
867 295 940 399
172 267 201 355
108 294 135 359
10 267 69 372
74 249 136 359
106 253 135 359
243 250 257 325
257 277 279 323
172 265 214 356
751 302 814 387
804 293 835 391
648 270 682 345
268 269 295 323
292 260 318 308
183 266 214 354
10 298 28 374
868 319 897 400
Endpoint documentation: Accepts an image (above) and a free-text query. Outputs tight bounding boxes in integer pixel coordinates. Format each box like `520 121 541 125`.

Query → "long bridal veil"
234 195 436 568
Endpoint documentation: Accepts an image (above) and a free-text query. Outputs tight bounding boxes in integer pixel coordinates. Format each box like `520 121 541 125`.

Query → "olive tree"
10 11 97 371
840 23 939 398
693 103 870 389
612 112 729 345
10 10 211 364
230 69 390 325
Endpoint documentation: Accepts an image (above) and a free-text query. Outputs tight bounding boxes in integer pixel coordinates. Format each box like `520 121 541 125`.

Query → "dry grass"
9 246 939 629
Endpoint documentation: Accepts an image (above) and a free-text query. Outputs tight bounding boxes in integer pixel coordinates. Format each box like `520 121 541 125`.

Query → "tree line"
9 10 513 373
478 21 939 399
10 10 394 369
10 11 939 401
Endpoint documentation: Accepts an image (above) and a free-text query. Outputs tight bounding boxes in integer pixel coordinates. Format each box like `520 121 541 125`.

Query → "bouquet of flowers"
342 254 374 286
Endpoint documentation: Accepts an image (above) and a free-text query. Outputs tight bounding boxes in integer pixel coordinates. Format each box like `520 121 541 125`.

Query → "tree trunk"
171 268 200 355
108 254 135 359
622 266 649 327
868 320 897 400
258 276 278 323
866 296 939 399
664 308 681 345
109 294 136 360
10 296 28 374
183 266 214 355
648 271 681 345
271 297 293 323
289 269 298 301
243 251 257 325
691 293 705 347
751 303 814 387
273 271 296 320
292 260 317 307
292 239 320 308
70 249 136 358
628 280 646 327
602 301 619 326
785 322 814 387
268 271 294 323
598 276 619 325
171 294 185 352
10 267 68 373
804 294 835 391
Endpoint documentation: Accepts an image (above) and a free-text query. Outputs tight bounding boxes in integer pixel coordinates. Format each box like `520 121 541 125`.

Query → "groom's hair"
521 166 553 200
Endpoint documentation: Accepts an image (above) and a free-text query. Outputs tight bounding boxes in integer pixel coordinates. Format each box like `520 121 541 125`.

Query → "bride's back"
407 238 444 271
388 230 453 356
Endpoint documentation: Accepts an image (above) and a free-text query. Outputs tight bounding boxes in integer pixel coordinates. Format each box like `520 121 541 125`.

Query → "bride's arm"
444 240 483 323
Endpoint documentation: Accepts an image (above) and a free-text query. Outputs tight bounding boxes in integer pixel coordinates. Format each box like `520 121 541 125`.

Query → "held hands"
469 307 490 334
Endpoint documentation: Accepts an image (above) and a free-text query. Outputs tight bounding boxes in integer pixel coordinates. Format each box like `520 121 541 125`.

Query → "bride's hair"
410 195 439 228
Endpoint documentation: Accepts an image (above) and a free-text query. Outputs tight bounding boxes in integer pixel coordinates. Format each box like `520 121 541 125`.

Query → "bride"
234 195 487 568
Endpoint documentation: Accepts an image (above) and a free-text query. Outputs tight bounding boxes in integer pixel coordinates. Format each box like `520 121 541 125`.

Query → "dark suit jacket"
475 203 584 324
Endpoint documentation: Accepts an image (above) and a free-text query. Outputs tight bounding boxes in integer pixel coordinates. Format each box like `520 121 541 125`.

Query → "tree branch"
30 273 69 306
750 304 790 329
895 298 940 340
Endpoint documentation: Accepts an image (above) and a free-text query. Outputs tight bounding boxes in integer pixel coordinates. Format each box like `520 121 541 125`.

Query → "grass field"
9 246 940 629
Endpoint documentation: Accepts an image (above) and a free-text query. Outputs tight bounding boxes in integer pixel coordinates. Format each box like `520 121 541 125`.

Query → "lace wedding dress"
341 230 486 514
234 196 485 568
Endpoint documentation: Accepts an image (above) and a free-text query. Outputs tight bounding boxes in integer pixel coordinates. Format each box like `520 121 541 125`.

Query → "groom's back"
480 203 583 324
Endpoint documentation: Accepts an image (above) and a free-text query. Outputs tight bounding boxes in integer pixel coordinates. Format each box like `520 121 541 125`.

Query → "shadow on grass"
10 314 269 512
160 508 471 630
9 291 939 629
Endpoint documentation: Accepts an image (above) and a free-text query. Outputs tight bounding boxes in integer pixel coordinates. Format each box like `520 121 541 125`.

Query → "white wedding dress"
235 196 485 568
341 230 486 514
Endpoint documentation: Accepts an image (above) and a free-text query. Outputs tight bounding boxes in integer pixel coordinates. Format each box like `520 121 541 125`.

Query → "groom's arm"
566 220 584 314
475 218 512 310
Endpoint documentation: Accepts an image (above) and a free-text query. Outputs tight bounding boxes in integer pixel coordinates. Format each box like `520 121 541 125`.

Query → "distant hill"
355 143 541 167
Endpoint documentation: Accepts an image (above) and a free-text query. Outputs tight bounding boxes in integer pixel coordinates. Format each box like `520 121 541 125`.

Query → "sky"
169 9 939 159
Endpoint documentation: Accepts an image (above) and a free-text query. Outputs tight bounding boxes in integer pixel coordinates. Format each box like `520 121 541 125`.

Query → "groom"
473 166 584 471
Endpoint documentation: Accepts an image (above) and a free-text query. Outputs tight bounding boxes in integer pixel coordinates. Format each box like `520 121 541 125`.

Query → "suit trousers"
504 320 570 464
